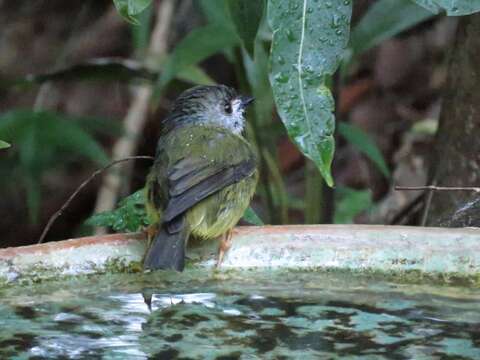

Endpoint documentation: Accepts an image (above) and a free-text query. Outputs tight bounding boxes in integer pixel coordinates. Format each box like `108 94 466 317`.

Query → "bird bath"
0 225 479 358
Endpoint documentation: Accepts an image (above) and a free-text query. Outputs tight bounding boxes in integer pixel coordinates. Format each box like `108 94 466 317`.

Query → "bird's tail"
143 218 188 271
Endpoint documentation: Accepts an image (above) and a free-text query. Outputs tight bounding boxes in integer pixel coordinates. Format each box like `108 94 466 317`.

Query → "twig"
420 178 437 227
397 183 480 226
390 193 425 225
395 185 480 192
38 156 154 244
92 0 175 234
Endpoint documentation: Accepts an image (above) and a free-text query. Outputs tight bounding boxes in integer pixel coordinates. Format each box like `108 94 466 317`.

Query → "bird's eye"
224 102 233 114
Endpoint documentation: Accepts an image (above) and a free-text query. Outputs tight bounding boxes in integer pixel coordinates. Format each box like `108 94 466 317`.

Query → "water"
0 270 479 359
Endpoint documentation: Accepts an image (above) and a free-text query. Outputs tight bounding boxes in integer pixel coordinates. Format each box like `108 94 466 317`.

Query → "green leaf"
45 119 110 166
412 0 480 15
86 189 149 232
177 65 216 86
227 0 265 56
0 110 109 166
338 122 390 178
18 124 42 224
198 0 234 30
350 0 434 56
268 0 353 187
0 110 110 222
25 175 41 224
77 116 123 138
242 206 264 226
113 0 152 24
0 140 10 149
131 3 153 51
334 187 372 224
156 24 239 93
198 0 237 61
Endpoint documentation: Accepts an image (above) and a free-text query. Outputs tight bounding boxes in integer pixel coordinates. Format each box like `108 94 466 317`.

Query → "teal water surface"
0 270 479 359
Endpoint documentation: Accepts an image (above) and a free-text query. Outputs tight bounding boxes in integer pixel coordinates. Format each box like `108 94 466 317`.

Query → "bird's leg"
216 228 234 268
144 223 158 247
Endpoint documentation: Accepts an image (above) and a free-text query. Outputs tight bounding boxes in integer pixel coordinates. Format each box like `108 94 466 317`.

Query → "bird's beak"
239 95 255 109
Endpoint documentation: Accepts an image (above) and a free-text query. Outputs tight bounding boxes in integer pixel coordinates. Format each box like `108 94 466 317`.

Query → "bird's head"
165 85 254 135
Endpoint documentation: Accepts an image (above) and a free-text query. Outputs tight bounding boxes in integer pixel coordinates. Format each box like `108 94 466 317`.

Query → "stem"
305 160 323 223
38 156 154 244
322 180 335 224
263 149 289 224
396 185 480 192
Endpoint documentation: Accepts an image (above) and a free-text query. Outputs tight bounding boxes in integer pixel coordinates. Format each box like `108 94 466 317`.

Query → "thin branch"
395 185 480 192
420 178 437 227
38 156 154 244
390 193 425 225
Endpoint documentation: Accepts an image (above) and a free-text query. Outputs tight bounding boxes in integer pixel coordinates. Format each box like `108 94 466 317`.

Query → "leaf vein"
297 0 312 148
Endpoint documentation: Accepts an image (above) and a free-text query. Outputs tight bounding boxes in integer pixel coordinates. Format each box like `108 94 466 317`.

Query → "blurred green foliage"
113 0 151 24
0 140 10 150
226 1 264 57
3 0 480 234
0 110 113 223
337 123 390 178
98 0 479 230
334 187 373 224
243 207 265 226
348 0 434 60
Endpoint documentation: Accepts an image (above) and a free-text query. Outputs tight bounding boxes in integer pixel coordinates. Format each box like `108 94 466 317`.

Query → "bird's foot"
216 229 234 268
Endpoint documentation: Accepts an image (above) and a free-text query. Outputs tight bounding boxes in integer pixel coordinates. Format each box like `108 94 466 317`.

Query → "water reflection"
0 271 479 358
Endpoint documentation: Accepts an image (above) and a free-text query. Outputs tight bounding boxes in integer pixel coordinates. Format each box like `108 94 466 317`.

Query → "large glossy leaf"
412 0 480 15
268 0 352 187
0 140 10 150
350 0 434 56
227 0 265 57
113 0 152 24
337 122 390 178
155 24 239 93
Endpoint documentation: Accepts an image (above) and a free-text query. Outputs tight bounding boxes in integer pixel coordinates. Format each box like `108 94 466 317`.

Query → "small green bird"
143 85 258 271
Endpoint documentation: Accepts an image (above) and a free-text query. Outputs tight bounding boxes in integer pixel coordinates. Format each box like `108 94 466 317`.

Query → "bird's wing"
162 156 256 223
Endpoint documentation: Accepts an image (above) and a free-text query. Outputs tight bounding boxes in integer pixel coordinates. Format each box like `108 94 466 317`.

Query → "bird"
143 85 258 271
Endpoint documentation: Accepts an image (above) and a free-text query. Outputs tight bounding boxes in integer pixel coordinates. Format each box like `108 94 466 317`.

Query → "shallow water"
0 270 479 359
